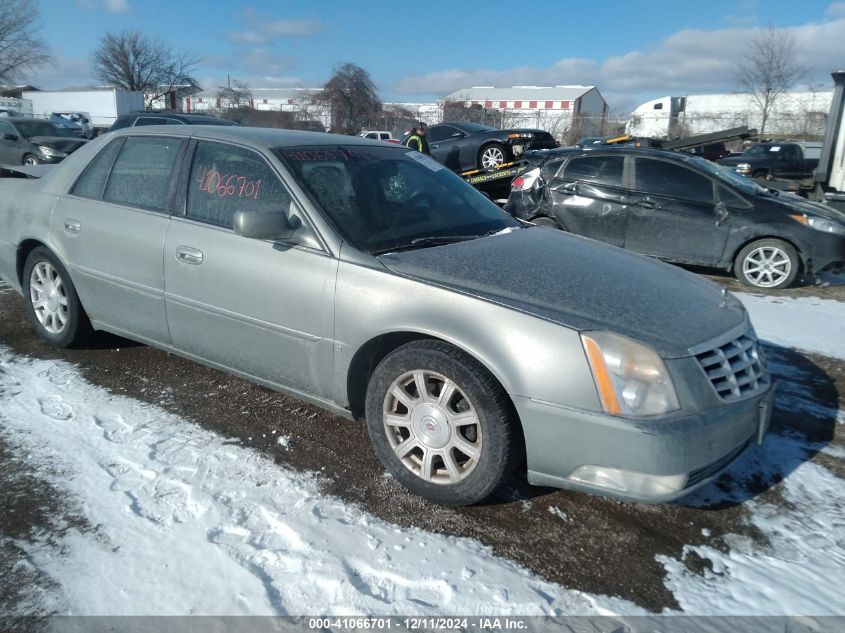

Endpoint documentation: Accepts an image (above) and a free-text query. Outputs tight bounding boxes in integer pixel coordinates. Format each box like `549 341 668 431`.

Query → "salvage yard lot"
0 273 843 616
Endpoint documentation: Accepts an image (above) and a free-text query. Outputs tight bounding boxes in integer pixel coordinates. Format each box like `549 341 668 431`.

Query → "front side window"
102 136 184 212
0 120 14 137
634 158 714 202
427 126 458 143
563 155 625 188
186 141 292 230
15 121 76 138
277 145 520 254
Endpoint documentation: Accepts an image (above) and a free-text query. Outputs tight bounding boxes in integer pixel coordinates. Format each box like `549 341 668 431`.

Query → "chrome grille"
695 332 769 401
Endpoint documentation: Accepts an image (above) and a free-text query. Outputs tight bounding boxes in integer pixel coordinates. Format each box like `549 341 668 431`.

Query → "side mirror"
233 209 301 241
2 133 17 141
563 181 578 193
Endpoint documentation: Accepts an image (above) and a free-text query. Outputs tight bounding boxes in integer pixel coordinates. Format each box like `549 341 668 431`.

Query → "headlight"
581 331 680 417
508 133 534 140
37 145 67 158
735 162 751 174
788 213 845 235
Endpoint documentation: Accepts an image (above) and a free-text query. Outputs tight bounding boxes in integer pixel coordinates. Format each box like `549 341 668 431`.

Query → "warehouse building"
439 85 609 140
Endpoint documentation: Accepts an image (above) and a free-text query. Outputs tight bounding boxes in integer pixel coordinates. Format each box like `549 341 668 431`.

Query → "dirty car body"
506 147 845 289
0 127 774 505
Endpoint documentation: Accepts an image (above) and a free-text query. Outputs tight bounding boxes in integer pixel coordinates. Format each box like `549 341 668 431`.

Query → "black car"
0 117 88 166
110 111 238 131
505 147 845 289
403 121 557 172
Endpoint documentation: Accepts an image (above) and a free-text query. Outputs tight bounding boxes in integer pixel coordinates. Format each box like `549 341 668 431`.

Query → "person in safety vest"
404 122 431 155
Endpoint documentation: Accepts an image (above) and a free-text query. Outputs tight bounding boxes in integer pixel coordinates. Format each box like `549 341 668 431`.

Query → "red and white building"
439 85 608 138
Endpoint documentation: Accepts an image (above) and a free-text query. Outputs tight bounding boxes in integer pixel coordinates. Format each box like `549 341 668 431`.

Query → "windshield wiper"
374 228 519 255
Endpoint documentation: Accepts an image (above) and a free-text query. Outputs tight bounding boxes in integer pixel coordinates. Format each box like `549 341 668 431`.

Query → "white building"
439 85 608 138
627 91 834 138
183 87 331 128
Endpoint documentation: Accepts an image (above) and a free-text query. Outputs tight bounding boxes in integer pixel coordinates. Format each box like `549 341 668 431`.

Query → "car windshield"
276 145 521 254
684 154 769 195
454 122 496 133
15 121 76 138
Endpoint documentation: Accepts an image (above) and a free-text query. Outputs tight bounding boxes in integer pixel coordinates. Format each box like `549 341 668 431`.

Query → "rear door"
547 154 628 247
0 120 25 163
163 139 337 398
51 134 185 343
625 157 729 264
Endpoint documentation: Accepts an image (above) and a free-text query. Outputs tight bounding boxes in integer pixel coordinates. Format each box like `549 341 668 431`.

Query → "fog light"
568 465 688 498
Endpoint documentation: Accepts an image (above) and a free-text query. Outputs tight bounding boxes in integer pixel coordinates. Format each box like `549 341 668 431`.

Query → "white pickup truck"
358 130 399 143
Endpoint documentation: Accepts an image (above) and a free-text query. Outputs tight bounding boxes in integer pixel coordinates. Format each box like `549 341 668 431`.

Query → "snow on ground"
0 348 638 617
0 289 843 617
736 293 845 360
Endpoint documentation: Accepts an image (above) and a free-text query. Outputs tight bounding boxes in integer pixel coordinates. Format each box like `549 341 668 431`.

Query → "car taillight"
511 167 541 191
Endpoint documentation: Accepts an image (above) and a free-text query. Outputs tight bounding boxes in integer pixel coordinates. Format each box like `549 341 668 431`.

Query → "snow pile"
0 348 636 616
662 430 845 615
736 293 845 360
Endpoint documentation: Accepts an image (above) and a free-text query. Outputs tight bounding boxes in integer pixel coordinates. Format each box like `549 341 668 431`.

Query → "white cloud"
76 0 131 12
227 15 322 45
394 13 845 111
26 57 98 90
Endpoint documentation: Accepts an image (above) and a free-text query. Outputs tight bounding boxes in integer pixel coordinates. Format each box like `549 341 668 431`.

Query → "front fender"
332 260 601 413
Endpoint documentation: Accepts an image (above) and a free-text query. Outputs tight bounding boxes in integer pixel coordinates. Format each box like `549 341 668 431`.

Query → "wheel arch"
16 238 50 285
347 330 527 469
728 234 805 273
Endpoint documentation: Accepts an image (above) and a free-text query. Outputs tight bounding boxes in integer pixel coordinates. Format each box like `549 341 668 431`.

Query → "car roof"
122 111 236 123
107 125 403 150
537 145 701 163
2 117 57 123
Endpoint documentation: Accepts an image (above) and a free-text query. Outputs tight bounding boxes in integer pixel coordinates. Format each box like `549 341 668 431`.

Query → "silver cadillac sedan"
0 126 774 505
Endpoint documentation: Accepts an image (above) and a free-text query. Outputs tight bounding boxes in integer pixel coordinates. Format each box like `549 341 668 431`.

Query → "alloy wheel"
382 369 482 484
29 261 69 334
481 146 505 169
742 245 792 288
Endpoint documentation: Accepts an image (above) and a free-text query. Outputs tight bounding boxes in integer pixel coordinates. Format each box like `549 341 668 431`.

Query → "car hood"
28 136 87 152
717 155 762 166
764 192 845 223
378 228 747 359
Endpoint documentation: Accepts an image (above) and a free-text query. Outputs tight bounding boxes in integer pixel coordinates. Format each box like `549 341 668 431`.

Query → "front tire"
23 247 93 348
22 154 41 166
478 143 507 169
734 239 800 289
365 340 520 505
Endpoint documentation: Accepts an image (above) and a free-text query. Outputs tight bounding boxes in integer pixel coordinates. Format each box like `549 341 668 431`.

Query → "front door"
51 135 185 343
0 120 24 163
163 140 337 398
427 124 468 171
625 157 730 265
547 154 628 247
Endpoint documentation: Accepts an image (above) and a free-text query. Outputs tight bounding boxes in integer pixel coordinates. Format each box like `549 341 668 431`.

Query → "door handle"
430 143 439 148
636 199 656 209
175 246 203 265
63 219 81 234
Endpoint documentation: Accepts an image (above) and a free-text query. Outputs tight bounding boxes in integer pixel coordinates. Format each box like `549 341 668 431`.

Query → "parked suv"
506 147 845 289
110 111 238 131
717 141 822 179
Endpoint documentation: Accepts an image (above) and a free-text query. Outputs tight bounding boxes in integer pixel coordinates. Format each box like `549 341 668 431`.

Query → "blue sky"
31 0 845 112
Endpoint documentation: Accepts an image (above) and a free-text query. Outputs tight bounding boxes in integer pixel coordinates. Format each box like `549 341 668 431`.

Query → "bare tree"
0 0 50 84
216 79 252 110
314 63 381 134
735 24 808 136
91 30 198 108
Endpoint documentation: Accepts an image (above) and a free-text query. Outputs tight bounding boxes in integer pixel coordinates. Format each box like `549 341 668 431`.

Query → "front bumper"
513 382 775 503
800 231 845 274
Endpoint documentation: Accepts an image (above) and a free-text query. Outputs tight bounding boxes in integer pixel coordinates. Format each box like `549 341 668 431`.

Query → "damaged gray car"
0 127 774 505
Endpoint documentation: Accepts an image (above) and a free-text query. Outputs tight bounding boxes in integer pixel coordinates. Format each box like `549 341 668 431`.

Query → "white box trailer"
21 88 144 135
814 70 845 212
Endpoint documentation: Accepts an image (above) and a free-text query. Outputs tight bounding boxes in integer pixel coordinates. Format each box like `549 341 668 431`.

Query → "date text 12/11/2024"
306 617 529 630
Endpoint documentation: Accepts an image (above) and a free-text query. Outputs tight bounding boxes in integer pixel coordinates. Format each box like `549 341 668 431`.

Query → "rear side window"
71 138 123 200
634 158 714 201
803 145 821 160
186 141 292 230
102 136 184 212
562 155 625 188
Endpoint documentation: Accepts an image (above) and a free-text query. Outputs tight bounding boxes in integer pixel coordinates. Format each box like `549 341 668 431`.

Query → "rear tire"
365 340 520 505
23 247 93 348
751 169 768 179
734 238 800 290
